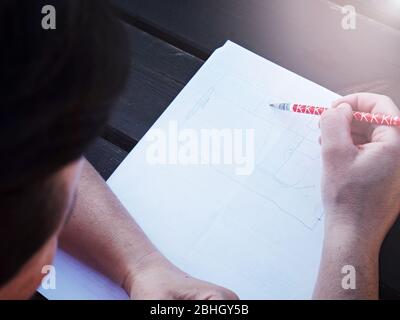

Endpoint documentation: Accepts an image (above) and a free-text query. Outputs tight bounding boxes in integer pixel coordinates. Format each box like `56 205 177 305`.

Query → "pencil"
269 103 400 127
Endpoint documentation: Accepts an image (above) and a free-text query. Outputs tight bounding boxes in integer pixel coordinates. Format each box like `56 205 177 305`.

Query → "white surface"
40 41 340 300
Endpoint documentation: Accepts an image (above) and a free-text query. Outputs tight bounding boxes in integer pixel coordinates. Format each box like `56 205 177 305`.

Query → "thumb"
320 103 356 160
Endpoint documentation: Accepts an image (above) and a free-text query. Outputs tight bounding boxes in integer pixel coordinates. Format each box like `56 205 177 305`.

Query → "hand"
313 93 400 299
123 251 239 300
319 93 400 249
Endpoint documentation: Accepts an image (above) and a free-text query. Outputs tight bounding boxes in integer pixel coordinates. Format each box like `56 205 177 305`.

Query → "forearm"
313 221 380 300
59 159 159 292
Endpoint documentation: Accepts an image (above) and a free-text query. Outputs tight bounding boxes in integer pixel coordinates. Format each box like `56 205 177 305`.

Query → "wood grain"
112 0 400 105
104 1 400 298
85 137 128 180
107 23 203 147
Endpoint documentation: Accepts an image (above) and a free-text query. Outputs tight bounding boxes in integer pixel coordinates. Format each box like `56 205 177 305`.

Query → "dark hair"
0 0 129 285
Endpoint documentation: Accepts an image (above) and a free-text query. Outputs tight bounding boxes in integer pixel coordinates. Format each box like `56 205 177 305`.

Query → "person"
313 93 400 299
2 2 399 302
0 0 237 300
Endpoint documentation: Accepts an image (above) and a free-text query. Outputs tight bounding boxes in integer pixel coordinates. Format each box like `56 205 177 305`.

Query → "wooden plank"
31 292 46 300
84 137 128 180
108 2 400 297
110 5 400 296
381 219 400 295
108 23 203 145
380 282 400 300
41 138 400 299
112 0 400 105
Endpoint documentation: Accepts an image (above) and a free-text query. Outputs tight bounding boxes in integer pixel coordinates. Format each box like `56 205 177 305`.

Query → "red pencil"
269 103 400 127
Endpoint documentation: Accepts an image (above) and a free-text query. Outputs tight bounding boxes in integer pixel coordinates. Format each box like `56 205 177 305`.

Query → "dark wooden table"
61 0 400 299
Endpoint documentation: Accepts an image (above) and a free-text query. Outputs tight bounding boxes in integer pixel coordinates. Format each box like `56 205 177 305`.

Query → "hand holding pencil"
316 93 400 252
313 94 400 300
314 93 400 299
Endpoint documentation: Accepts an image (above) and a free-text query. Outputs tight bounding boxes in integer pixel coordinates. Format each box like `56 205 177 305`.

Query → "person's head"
0 0 129 298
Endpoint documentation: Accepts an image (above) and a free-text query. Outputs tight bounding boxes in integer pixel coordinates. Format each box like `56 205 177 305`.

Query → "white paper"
39 41 340 300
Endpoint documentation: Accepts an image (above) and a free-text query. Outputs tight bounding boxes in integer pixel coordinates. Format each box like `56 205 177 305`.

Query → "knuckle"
320 109 332 121
213 288 239 300
207 291 225 300
225 290 239 300
320 109 335 126
379 94 395 106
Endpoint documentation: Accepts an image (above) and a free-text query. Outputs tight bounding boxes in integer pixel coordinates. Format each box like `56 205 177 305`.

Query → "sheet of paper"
39 41 340 300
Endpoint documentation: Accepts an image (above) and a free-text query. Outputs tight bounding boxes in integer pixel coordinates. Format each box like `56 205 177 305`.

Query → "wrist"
121 250 174 295
315 221 381 300
323 216 382 257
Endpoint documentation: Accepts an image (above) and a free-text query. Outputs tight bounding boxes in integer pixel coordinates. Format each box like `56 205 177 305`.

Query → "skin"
0 160 83 300
0 159 237 300
60 160 238 300
2 92 399 300
0 237 58 300
313 93 400 299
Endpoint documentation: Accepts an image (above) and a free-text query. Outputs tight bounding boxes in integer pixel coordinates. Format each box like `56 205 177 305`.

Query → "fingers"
320 103 357 161
332 93 400 143
207 288 239 300
199 283 239 300
319 133 369 146
346 120 375 141
332 93 400 115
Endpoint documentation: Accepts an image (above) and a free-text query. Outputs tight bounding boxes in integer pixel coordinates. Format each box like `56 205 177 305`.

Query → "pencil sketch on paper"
182 75 324 230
